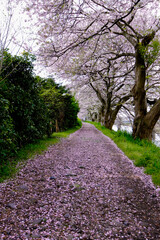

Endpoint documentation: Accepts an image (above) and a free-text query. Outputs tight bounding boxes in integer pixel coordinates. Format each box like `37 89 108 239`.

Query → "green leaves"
40 78 80 135
0 50 79 164
0 50 47 159
0 94 17 164
146 39 160 65
139 39 160 67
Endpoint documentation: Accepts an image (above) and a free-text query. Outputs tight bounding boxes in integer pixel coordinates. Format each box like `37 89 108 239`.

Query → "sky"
0 0 49 77
0 1 27 54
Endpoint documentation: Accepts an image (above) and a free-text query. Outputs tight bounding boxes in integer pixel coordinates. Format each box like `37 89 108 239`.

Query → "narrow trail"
0 123 160 240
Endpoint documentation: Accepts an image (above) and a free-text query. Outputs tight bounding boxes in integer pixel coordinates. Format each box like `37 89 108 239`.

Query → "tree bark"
135 99 160 140
104 94 131 130
104 109 117 130
90 80 131 130
132 31 160 140
132 42 147 138
56 119 59 132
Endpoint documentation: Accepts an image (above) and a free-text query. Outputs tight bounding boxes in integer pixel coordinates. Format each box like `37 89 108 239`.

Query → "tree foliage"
25 0 160 140
0 93 17 160
1 51 47 146
0 51 80 163
40 78 79 135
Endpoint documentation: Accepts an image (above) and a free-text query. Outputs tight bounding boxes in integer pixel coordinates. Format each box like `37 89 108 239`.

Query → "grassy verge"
0 124 81 183
88 121 160 186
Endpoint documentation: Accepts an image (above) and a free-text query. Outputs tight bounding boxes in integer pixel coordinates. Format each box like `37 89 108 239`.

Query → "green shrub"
0 51 80 175
0 94 17 163
40 78 80 133
1 51 48 146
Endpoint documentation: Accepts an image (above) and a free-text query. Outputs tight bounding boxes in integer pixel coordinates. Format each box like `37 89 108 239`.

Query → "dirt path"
0 123 160 240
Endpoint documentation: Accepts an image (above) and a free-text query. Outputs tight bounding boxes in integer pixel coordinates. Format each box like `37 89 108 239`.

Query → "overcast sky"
0 0 53 77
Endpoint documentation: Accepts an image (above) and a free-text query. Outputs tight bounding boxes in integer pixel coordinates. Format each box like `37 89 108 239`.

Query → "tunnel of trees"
24 0 160 141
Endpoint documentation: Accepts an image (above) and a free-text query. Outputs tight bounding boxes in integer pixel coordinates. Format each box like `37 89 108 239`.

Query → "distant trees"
40 77 79 135
0 50 80 163
25 0 160 140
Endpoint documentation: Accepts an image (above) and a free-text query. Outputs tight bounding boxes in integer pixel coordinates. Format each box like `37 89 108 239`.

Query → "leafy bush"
40 78 80 134
1 51 48 146
0 51 80 167
0 94 17 163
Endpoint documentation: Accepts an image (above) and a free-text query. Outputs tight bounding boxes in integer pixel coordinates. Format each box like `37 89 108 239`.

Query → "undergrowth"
0 124 81 183
89 121 160 186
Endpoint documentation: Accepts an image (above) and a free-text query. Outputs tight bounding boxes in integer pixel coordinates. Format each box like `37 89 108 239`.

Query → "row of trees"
0 50 79 163
25 0 160 140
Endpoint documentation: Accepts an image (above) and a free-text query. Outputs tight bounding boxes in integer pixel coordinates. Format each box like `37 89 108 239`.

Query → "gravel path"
0 123 160 240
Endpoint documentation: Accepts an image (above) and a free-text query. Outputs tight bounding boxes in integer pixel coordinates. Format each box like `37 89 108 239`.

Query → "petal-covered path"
0 123 160 239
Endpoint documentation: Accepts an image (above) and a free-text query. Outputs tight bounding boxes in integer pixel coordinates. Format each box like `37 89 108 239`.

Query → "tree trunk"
56 119 59 132
104 110 113 130
100 105 105 125
104 105 122 130
104 93 131 130
132 31 156 139
98 108 102 123
132 44 147 138
134 99 160 140
104 117 115 130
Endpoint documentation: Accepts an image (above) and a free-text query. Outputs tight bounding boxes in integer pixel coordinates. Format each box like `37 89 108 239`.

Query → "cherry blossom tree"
25 0 160 139
75 84 101 121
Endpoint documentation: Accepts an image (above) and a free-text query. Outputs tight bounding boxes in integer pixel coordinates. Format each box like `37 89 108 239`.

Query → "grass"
0 124 81 183
88 121 160 186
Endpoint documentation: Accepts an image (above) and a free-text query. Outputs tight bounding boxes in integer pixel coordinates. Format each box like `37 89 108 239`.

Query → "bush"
40 78 80 133
1 51 48 146
0 51 80 165
0 94 17 163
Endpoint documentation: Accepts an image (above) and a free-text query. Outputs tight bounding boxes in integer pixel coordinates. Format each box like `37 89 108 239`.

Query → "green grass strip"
0 125 81 183
88 121 160 186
